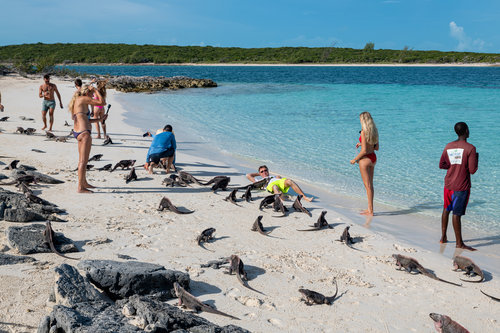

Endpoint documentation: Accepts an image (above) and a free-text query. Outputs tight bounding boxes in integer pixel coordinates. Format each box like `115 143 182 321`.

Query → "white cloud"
449 21 485 52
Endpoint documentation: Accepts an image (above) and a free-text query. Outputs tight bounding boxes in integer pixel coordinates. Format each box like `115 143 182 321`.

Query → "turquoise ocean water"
68 66 500 233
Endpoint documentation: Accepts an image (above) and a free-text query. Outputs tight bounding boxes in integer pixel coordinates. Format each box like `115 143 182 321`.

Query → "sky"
0 0 499 53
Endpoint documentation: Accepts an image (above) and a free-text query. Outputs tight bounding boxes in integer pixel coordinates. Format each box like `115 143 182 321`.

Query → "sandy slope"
0 75 498 333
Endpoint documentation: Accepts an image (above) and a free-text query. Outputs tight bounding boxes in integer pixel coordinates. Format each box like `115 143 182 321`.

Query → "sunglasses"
259 169 269 173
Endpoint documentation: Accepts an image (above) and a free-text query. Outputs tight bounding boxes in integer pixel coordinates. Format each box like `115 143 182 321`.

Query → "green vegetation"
0 43 499 67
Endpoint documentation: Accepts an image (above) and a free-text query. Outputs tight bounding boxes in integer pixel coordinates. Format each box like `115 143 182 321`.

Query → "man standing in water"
38 74 63 131
439 122 478 251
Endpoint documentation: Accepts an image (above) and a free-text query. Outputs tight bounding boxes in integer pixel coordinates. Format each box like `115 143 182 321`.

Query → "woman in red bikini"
350 111 379 216
68 84 106 193
92 79 108 139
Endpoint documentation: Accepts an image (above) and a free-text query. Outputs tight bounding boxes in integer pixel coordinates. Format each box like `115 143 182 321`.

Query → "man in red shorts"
439 122 478 251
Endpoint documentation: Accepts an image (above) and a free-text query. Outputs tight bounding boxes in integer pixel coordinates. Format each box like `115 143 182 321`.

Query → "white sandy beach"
0 75 499 332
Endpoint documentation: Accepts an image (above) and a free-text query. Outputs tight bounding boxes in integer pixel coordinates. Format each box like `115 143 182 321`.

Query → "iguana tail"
236 272 266 296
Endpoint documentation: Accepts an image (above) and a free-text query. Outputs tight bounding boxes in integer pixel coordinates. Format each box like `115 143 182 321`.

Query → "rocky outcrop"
38 263 249 333
0 253 36 265
77 260 190 300
0 187 65 222
6 224 78 255
107 76 217 93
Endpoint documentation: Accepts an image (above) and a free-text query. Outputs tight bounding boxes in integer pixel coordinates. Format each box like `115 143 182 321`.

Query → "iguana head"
173 282 181 297
429 313 444 331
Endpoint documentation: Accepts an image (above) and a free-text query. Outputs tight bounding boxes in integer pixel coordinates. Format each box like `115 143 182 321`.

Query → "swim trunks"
42 100 56 111
148 147 175 164
444 188 470 216
266 177 289 194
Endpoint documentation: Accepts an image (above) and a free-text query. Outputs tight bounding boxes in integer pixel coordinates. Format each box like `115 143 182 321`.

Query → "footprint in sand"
235 296 263 308
268 318 284 328
393 243 417 253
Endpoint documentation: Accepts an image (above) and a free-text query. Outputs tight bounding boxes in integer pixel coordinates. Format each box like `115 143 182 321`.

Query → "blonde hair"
360 111 378 145
96 79 107 98
68 85 91 115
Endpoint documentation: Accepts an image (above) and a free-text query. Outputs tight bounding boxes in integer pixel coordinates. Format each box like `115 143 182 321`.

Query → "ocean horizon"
68 65 500 234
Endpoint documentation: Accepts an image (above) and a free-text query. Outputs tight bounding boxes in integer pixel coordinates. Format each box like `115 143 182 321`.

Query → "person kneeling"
144 124 176 174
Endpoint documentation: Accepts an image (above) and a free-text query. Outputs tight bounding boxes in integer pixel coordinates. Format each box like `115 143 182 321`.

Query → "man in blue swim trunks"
439 122 478 251
144 124 176 174
38 74 63 131
246 165 314 202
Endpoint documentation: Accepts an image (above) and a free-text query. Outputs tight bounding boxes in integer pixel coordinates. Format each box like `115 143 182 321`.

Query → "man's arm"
246 172 260 183
468 147 478 175
39 85 44 98
53 85 63 108
172 135 177 150
439 148 450 169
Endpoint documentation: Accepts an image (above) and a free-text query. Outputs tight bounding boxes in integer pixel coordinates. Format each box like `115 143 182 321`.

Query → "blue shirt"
145 131 177 162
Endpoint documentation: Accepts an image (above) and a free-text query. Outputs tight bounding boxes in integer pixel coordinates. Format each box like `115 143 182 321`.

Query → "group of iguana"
169 172 498 332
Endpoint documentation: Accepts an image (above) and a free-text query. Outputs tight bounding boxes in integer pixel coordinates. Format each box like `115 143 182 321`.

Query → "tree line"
0 43 498 73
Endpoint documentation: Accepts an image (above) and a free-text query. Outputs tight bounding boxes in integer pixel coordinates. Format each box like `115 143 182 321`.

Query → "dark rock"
0 173 8 180
41 264 249 333
0 253 36 265
54 264 112 309
18 164 37 171
24 170 65 184
77 260 190 300
4 207 42 222
36 315 50 333
107 76 217 93
6 224 78 255
0 187 65 222
0 201 5 218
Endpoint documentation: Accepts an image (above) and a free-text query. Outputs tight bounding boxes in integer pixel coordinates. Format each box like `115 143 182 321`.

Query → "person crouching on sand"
350 111 379 216
439 122 478 251
246 165 314 202
144 125 176 174
68 85 106 193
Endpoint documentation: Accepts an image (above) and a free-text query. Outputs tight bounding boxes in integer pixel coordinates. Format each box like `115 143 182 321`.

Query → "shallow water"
69 65 500 233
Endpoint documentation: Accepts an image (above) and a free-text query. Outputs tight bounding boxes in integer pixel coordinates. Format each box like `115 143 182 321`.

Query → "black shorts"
148 148 175 164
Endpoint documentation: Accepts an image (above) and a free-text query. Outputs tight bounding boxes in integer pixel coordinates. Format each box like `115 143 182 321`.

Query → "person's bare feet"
457 244 477 251
360 210 374 216
49 127 53 131
440 236 448 243
41 126 46 130
303 196 314 202
96 135 102 139
77 188 93 193
84 183 96 189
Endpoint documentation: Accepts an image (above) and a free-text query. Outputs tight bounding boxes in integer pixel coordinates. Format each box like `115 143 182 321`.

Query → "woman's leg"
101 112 107 138
77 132 93 193
359 158 375 215
94 108 102 139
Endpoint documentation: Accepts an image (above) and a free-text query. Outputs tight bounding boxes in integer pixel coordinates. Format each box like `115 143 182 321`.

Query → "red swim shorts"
444 188 470 216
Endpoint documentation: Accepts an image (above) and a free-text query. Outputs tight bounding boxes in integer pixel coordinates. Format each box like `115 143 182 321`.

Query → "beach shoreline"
58 62 500 67
117 91 500 276
0 74 499 332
